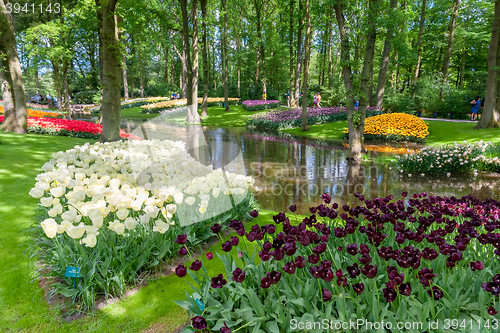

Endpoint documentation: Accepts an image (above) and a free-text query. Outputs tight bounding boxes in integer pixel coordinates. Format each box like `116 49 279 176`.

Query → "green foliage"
73 90 100 104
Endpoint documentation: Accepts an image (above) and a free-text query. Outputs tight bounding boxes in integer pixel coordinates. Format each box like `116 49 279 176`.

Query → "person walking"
470 96 481 121
313 93 318 107
317 92 322 108
286 90 290 107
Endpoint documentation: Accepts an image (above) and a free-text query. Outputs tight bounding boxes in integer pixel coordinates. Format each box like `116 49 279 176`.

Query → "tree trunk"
475 0 500 129
0 1 27 132
223 0 229 110
292 0 304 108
441 0 460 94
301 0 310 131
123 54 129 100
237 19 241 99
255 0 266 98
98 0 122 142
359 0 378 153
289 0 294 105
0 55 22 133
375 0 398 109
163 42 169 83
414 0 426 83
335 0 358 160
63 60 70 111
327 9 333 89
201 0 209 117
459 7 470 87
180 0 200 123
138 40 144 98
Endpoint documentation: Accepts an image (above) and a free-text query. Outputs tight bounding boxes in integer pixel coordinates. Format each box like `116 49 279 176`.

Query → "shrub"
73 90 100 104
177 192 500 332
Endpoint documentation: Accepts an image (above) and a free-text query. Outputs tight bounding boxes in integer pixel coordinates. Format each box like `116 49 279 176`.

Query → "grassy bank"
281 119 500 146
0 132 275 332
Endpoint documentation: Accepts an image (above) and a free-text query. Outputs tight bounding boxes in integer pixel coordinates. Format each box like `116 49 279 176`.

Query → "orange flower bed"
0 106 64 118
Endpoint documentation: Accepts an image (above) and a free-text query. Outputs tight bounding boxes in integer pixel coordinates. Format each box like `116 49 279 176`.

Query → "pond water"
73 113 500 214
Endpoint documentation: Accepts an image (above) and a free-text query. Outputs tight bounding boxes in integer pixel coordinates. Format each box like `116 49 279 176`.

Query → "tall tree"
0 0 27 133
375 0 398 109
292 0 303 108
97 0 122 142
0 54 19 132
301 0 310 132
200 0 208 117
335 0 359 160
413 0 426 83
223 0 229 111
440 0 460 98
289 0 294 103
254 0 266 98
475 0 500 129
358 0 378 151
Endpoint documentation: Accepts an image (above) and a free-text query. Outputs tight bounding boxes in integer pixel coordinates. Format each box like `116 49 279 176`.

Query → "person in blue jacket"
470 96 481 121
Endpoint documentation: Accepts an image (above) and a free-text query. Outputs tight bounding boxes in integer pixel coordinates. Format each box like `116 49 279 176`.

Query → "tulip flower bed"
29 139 255 311
177 192 500 332
90 97 171 114
344 113 429 143
247 107 382 130
0 116 135 139
0 106 65 118
141 98 240 114
242 100 281 111
397 141 500 175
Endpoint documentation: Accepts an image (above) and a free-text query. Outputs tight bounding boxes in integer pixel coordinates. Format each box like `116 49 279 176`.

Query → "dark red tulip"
222 241 233 252
174 233 187 244
220 323 232 333
211 274 227 288
289 205 297 212
206 252 213 260
230 236 239 246
232 268 246 283
347 264 360 279
427 286 444 300
322 288 332 302
321 193 332 204
189 260 202 271
249 210 259 218
346 244 358 255
488 306 498 316
295 256 306 268
246 232 256 242
267 271 282 284
308 254 320 264
211 223 222 234
282 261 296 274
383 287 397 302
470 260 484 271
353 282 365 295
175 265 187 277
260 277 271 289
361 264 377 279
191 316 207 330
482 282 500 296
337 246 343 251
178 246 188 256
399 282 412 296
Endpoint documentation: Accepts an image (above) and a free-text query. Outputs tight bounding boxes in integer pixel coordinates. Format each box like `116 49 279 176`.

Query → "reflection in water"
105 117 500 214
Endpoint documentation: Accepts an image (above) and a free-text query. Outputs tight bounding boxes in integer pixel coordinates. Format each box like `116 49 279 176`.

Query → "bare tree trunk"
0 55 22 133
459 7 470 87
358 0 378 152
191 0 199 115
237 24 241 98
301 0 311 131
0 2 27 132
201 0 209 117
375 0 398 109
138 40 144 98
441 0 460 96
123 55 129 100
98 0 122 142
327 9 333 88
414 0 426 83
289 0 294 105
63 60 70 111
335 0 358 160
254 0 266 98
223 0 229 110
292 0 304 108
475 0 500 129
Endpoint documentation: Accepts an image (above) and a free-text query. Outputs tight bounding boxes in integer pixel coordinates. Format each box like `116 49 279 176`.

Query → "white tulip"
185 196 196 206
153 220 170 234
40 197 54 207
66 222 86 239
82 234 97 247
139 214 150 225
124 217 138 230
50 187 66 198
116 208 129 220
41 218 58 238
29 187 44 198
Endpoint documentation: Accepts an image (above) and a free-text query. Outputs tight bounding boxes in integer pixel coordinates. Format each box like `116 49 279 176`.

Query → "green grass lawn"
0 132 277 332
281 119 500 146
120 105 270 127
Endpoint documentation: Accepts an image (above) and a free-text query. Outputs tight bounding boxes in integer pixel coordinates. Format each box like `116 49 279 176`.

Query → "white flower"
66 222 86 239
29 187 44 198
82 234 97 247
139 214 150 225
153 220 170 234
50 187 66 198
185 196 196 205
108 220 125 235
40 197 54 207
62 209 79 223
116 208 129 220
58 220 72 234
173 191 184 204
41 218 58 238
124 217 138 230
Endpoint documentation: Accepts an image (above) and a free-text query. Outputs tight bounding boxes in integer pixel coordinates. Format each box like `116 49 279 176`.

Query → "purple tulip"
232 268 246 283
260 277 271 289
289 204 297 212
488 306 498 316
353 282 365 295
283 261 296 274
427 286 444 300
230 236 239 246
191 316 207 330
178 246 188 256
295 256 306 268
175 265 187 277
211 223 222 234
322 288 332 302
206 252 213 260
249 210 259 218
222 241 233 252
383 287 397 302
174 233 187 244
211 274 227 288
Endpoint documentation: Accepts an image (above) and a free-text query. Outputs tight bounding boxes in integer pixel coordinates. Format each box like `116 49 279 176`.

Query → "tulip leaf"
265 320 279 332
